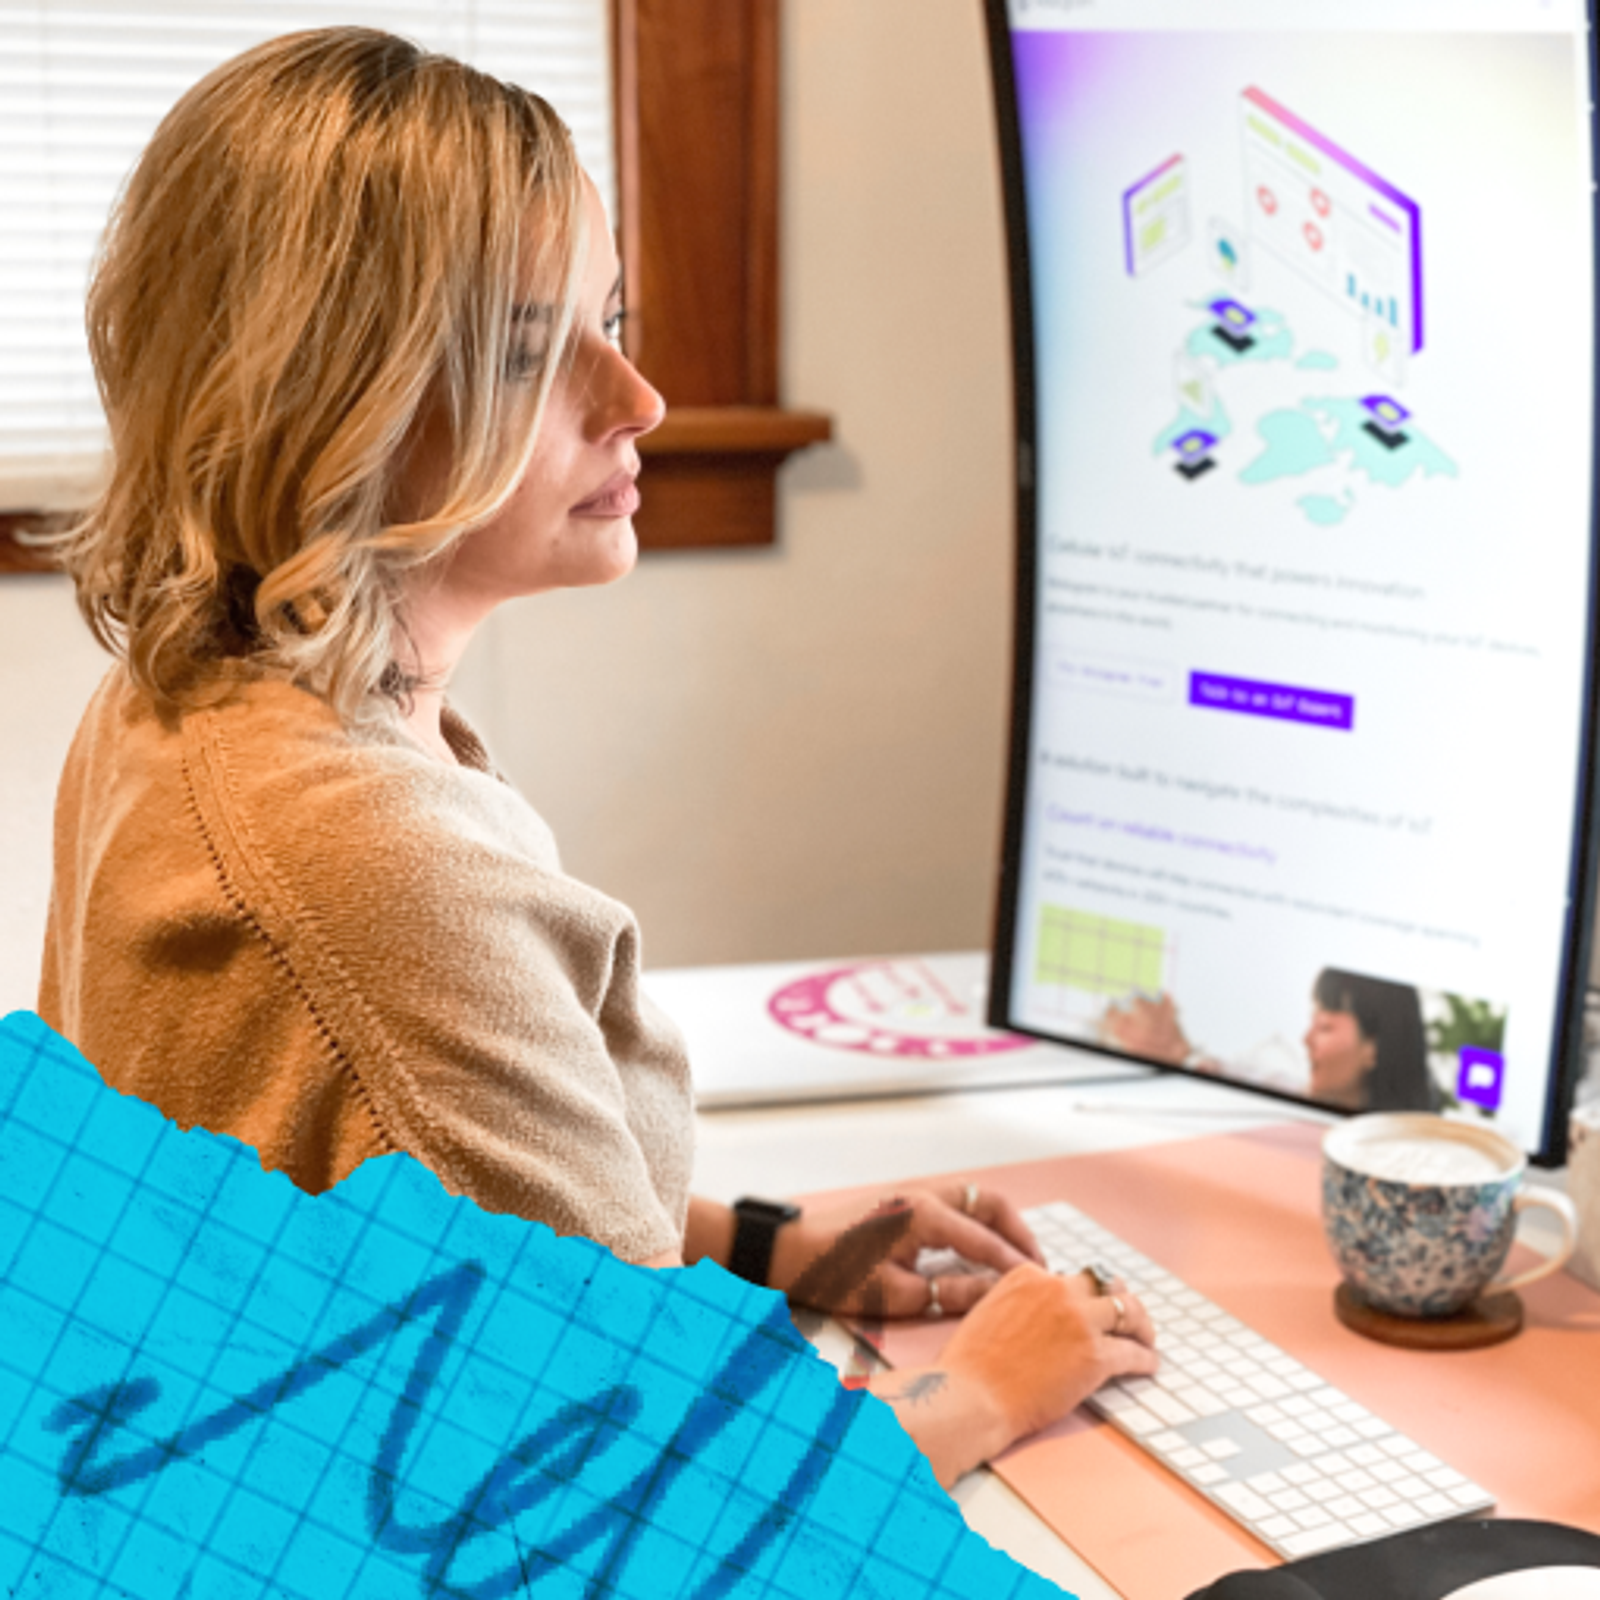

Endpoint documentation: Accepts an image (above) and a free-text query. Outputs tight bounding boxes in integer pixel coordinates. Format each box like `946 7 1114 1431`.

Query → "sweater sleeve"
179 690 693 1265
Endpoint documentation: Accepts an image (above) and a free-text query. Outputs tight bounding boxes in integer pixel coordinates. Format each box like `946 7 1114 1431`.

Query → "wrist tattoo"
885 1371 948 1407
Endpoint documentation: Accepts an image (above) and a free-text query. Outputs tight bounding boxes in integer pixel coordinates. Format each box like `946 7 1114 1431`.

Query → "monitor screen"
984 0 1600 1162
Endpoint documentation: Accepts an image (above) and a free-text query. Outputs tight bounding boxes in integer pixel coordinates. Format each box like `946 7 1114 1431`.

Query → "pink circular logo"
1256 185 1278 215
1303 221 1324 252
767 958 1031 1059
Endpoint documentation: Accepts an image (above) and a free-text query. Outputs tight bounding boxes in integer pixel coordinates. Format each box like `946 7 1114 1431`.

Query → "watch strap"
728 1196 801 1287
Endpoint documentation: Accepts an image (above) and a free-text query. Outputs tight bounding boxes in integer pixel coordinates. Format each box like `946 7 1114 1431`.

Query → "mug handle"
1489 1186 1580 1293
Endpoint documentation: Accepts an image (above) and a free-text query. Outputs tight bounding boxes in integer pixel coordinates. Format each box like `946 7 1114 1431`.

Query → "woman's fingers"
942 1186 1047 1266
1099 1322 1162 1380
1086 1284 1157 1349
1072 1269 1157 1349
905 1195 1032 1276
922 1268 1000 1318
870 1262 997 1319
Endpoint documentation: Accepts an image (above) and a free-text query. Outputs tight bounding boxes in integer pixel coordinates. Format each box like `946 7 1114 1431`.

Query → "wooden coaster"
1334 1281 1524 1350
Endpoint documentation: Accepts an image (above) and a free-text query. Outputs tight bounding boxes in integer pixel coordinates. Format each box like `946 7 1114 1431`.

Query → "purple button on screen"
1457 1047 1505 1113
1189 671 1355 731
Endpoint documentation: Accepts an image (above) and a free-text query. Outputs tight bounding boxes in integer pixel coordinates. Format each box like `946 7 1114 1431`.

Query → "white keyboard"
929 1199 1496 1559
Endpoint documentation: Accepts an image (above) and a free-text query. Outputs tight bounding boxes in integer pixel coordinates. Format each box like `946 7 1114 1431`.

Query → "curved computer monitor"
983 0 1600 1163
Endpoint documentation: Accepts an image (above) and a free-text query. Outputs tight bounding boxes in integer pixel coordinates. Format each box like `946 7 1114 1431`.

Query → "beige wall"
449 0 1017 967
0 0 1017 1010
0 578 113 1012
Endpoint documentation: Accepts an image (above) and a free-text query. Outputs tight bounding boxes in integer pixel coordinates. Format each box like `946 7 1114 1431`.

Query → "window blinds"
0 2 614 510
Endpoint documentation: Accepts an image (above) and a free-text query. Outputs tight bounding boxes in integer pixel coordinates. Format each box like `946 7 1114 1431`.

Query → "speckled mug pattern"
1321 1157 1517 1318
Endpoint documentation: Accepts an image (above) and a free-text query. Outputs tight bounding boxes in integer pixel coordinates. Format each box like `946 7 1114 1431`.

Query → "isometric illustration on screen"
1131 90 1457 527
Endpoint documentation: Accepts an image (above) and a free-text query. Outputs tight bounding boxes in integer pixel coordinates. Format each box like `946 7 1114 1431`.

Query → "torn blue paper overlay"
0 1012 1069 1599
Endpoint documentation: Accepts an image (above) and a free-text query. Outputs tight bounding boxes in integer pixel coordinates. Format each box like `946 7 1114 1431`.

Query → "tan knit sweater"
39 664 694 1263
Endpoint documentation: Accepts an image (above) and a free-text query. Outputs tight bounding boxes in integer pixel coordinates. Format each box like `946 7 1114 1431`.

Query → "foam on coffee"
1341 1134 1508 1185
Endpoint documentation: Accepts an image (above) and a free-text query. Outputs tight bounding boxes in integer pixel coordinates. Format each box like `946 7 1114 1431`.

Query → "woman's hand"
943 1263 1158 1438
1100 992 1191 1065
766 1186 1047 1317
869 1263 1160 1486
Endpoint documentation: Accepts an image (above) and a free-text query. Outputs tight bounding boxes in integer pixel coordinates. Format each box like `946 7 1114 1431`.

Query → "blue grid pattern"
0 1013 1070 1599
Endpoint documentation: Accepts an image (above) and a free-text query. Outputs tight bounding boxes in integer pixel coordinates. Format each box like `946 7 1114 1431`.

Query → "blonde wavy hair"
54 27 587 724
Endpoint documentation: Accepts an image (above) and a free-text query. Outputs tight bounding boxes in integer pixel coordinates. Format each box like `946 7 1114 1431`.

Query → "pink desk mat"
805 1122 1600 1600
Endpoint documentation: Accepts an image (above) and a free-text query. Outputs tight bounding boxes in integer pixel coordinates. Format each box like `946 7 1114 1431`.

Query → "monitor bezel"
981 0 1600 1167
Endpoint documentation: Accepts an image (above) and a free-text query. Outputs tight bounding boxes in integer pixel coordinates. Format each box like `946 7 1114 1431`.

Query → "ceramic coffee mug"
1322 1113 1579 1318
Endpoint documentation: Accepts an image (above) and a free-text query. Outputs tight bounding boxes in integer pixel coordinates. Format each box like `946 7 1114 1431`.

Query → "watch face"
737 1199 799 1224
766 956 1030 1060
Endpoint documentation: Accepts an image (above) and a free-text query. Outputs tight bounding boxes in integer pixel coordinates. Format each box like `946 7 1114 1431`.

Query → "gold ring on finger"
1083 1260 1118 1296
1109 1294 1128 1336
962 1182 979 1217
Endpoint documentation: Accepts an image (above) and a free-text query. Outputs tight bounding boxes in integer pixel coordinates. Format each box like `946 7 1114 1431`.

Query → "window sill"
635 406 833 551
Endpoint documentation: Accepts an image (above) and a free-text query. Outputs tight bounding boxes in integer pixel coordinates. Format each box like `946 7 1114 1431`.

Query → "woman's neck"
393 569 492 765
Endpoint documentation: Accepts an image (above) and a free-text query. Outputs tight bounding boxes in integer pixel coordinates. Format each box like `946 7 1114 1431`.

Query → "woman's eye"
603 309 627 346
504 341 546 382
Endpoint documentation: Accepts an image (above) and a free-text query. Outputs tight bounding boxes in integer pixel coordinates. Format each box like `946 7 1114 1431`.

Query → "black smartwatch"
728 1196 801 1287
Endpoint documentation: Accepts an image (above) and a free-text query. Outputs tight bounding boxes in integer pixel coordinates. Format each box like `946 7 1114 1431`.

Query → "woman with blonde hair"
39 26 1155 1488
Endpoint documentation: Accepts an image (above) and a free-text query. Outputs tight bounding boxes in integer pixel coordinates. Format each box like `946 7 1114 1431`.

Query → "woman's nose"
590 346 665 442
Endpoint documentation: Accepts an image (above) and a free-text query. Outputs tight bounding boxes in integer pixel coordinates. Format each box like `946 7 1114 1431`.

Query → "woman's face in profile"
1305 1004 1377 1105
407 174 665 616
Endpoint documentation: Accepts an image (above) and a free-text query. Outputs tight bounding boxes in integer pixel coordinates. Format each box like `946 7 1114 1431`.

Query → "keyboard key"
1270 1488 1310 1512
1283 1464 1320 1486
1283 1524 1352 1557
1259 1515 1298 1541
1246 1472 1288 1495
1148 1430 1186 1454
1292 1506 1332 1531
1192 1463 1228 1486
1383 1503 1427 1530
1171 1447 1207 1470
1120 1406 1163 1435
1144 1390 1198 1426
1327 1496 1364 1519
1247 1375 1291 1401
1202 1438 1242 1461
1350 1512 1390 1538
1215 1484 1275 1521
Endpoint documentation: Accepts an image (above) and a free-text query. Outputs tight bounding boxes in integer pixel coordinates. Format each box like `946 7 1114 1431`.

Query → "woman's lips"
571 470 640 517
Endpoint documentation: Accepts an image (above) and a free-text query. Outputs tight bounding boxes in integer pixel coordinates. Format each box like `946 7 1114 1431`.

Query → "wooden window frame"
614 0 830 550
0 0 828 572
